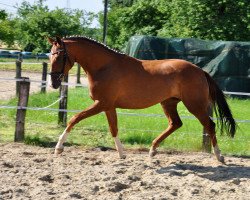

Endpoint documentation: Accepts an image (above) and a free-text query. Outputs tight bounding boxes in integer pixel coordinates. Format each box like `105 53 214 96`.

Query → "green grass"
0 57 49 72
0 87 249 156
0 58 85 75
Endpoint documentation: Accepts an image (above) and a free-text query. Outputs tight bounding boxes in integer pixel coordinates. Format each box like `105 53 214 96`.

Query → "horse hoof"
215 154 225 163
218 155 225 163
149 149 157 157
120 155 126 159
55 148 64 155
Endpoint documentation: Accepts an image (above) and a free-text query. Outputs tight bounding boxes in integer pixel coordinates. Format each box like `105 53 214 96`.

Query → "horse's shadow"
156 162 250 182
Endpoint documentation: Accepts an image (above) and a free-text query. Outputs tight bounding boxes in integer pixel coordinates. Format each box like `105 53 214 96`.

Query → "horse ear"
56 36 62 46
47 37 55 45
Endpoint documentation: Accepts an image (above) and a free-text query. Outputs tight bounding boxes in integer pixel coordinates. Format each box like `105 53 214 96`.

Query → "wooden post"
15 60 22 97
41 62 48 93
202 106 212 152
58 75 68 127
103 0 108 44
76 63 81 87
15 77 30 142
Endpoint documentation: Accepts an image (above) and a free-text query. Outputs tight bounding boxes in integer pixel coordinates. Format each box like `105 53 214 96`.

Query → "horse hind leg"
149 98 182 157
202 116 224 163
183 100 224 163
206 118 224 163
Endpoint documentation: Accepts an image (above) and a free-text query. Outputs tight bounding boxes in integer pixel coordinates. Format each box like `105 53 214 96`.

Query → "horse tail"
204 71 236 138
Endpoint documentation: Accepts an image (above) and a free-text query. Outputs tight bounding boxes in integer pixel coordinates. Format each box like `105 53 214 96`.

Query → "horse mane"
62 36 126 56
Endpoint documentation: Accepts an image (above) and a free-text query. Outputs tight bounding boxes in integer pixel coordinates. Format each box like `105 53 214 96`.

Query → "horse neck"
66 40 118 75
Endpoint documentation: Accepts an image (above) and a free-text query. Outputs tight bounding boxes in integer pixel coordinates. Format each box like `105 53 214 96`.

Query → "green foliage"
105 0 168 49
109 0 136 8
15 1 98 52
0 1 102 51
106 0 250 50
0 10 7 20
1 0 249 55
159 0 250 41
0 10 15 46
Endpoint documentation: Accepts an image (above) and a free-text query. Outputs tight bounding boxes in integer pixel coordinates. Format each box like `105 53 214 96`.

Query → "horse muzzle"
50 81 61 89
50 73 64 89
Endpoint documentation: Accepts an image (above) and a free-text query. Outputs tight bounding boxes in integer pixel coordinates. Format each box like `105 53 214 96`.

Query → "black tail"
204 72 236 138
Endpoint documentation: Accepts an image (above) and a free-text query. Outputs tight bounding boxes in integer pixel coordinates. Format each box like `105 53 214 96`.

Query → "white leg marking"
149 146 157 157
213 144 221 157
214 144 224 163
114 137 126 159
55 129 69 154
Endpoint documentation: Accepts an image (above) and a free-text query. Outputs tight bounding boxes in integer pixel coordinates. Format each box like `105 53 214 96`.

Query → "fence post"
15 77 30 142
76 63 81 87
41 62 48 93
58 75 68 127
15 60 22 97
202 105 212 153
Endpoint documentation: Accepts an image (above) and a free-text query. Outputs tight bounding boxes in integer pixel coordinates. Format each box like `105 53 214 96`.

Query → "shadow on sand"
156 162 250 182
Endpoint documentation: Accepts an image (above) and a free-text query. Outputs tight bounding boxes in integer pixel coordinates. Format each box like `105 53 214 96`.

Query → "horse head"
47 36 74 89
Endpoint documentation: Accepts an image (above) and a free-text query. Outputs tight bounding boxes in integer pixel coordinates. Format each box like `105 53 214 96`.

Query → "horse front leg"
105 109 126 159
55 100 104 155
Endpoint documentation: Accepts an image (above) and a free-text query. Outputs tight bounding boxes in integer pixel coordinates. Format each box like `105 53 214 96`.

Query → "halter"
50 40 71 80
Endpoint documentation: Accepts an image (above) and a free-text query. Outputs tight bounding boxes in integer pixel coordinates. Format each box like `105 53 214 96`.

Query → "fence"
0 61 250 153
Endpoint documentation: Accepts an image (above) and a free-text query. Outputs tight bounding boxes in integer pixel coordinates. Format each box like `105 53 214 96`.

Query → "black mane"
62 36 125 55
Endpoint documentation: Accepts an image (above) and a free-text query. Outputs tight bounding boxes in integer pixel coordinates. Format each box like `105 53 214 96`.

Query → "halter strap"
51 49 64 55
50 40 72 79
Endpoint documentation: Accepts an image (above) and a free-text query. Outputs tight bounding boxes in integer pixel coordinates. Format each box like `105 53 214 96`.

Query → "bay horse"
48 36 236 163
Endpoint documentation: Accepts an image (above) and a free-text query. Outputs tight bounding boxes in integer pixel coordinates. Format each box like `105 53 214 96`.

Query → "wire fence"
0 73 249 150
1 104 250 124
0 77 250 121
1 76 250 93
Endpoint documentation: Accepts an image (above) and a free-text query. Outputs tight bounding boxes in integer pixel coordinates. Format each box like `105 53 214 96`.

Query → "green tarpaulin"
125 36 250 94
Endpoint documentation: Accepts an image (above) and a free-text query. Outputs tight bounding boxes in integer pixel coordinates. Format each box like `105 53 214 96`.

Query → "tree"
158 0 250 41
15 0 98 52
105 0 168 50
0 10 7 20
0 10 15 46
108 0 136 8
103 0 250 50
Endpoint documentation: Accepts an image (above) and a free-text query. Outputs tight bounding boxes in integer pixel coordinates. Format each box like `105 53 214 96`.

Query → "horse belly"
115 80 179 109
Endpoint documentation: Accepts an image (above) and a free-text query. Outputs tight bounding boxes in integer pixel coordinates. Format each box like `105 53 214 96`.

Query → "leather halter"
50 41 71 80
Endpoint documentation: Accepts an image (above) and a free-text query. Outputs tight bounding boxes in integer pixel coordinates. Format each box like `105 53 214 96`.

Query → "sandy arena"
0 70 249 199
0 143 249 200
